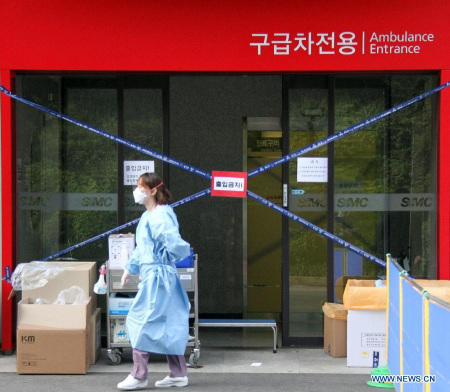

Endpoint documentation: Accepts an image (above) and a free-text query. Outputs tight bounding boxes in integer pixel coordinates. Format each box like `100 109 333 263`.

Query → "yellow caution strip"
424 297 430 392
399 273 404 392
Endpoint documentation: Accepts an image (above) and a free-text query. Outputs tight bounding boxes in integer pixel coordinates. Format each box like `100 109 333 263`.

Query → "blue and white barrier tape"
1 266 11 283
0 85 212 180
248 81 450 178
247 190 386 267
41 187 211 261
170 188 211 208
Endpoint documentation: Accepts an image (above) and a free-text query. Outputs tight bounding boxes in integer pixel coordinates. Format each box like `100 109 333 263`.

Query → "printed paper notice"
297 158 328 182
124 161 155 185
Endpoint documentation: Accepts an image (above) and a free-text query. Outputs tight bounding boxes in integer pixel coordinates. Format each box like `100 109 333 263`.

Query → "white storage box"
109 296 135 315
108 234 135 270
347 309 387 367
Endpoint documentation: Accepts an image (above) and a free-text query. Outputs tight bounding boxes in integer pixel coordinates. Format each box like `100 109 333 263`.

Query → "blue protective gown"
124 205 191 355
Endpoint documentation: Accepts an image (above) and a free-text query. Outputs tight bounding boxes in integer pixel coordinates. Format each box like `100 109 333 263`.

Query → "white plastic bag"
54 286 88 305
11 261 71 291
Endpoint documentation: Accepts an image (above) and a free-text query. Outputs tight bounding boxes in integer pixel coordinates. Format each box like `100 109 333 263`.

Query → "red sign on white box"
211 171 247 198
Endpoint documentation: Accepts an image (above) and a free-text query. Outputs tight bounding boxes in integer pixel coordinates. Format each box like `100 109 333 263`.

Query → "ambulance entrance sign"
211 171 247 198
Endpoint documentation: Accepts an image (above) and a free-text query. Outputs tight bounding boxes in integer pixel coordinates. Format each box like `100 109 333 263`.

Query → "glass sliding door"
245 117 282 319
333 75 437 299
284 74 437 345
285 76 329 344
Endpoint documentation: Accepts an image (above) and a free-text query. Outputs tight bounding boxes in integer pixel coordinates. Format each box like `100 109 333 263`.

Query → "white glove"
121 269 131 287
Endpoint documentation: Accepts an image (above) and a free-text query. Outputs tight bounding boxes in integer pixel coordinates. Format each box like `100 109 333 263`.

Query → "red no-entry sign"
211 171 247 198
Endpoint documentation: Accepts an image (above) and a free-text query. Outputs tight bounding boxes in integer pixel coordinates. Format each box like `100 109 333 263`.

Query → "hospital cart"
106 253 200 366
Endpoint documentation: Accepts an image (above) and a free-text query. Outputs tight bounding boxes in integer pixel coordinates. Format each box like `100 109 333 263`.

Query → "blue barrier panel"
401 279 423 392
428 300 450 391
388 259 401 379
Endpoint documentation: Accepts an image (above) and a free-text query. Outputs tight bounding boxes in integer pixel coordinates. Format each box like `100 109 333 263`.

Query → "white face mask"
133 187 147 205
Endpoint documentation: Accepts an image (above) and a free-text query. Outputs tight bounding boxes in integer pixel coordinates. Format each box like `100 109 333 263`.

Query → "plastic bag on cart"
11 261 71 291
54 286 88 305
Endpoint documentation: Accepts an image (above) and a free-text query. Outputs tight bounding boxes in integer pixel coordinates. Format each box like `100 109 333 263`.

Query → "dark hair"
138 173 172 205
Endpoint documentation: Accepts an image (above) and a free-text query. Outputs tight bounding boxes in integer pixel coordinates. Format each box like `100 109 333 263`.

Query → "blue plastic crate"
175 252 194 268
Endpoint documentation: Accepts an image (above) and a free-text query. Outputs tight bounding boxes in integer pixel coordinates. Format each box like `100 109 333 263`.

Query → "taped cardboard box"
322 302 347 358
343 280 386 310
88 308 101 366
17 324 88 374
22 261 97 309
18 296 94 329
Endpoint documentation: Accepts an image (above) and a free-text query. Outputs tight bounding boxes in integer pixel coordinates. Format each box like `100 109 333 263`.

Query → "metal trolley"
106 254 200 366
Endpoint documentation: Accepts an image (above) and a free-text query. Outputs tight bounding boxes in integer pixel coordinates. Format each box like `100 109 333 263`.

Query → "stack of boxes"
323 279 387 367
16 262 101 374
343 279 387 367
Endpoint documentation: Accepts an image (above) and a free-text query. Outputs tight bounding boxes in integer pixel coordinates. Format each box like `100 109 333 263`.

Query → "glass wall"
334 76 437 289
16 75 164 264
287 74 437 341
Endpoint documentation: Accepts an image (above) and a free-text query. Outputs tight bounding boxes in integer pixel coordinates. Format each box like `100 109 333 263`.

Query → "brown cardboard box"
88 308 101 366
415 279 450 302
22 261 97 309
17 324 88 374
323 303 347 358
343 280 386 310
335 275 378 302
18 296 94 329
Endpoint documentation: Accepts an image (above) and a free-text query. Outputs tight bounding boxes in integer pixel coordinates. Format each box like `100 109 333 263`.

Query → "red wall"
439 71 450 280
1 0 450 72
1 0 450 351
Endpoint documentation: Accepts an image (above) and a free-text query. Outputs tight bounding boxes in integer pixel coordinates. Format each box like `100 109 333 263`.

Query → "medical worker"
117 173 191 390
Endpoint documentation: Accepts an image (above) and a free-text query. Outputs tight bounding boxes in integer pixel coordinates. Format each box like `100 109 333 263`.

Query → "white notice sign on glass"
297 158 328 182
124 161 155 185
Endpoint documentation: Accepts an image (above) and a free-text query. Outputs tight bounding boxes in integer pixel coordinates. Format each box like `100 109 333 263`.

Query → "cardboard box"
347 309 386 367
18 296 94 329
343 280 386 310
17 324 88 374
335 275 378 302
109 296 134 315
323 303 347 358
22 261 97 309
108 234 135 270
88 308 101 366
415 279 450 302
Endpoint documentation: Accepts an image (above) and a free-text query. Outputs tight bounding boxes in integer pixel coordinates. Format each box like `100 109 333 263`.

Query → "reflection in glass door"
244 117 282 320
333 75 437 295
285 76 329 344
284 74 437 345
16 75 167 264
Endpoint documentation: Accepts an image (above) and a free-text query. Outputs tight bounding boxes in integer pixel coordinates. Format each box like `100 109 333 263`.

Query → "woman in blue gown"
117 173 191 390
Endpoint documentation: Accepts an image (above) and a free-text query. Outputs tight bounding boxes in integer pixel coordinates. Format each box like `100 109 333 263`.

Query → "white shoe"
155 375 188 387
117 374 148 390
